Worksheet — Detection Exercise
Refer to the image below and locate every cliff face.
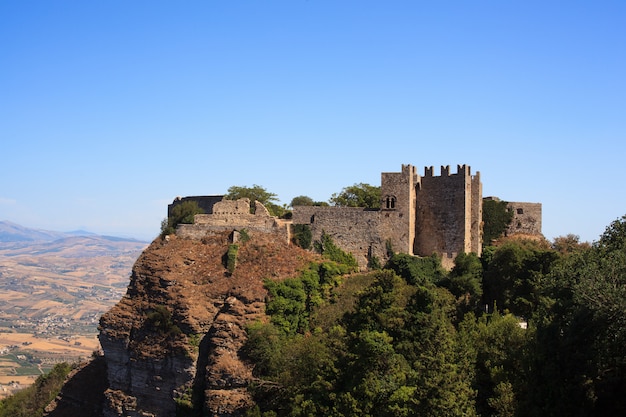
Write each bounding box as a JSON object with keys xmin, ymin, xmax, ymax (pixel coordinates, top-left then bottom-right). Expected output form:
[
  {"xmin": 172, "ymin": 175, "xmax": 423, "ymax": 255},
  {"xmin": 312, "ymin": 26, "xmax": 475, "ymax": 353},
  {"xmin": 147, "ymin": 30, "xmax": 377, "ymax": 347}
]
[{"xmin": 48, "ymin": 230, "xmax": 317, "ymax": 417}]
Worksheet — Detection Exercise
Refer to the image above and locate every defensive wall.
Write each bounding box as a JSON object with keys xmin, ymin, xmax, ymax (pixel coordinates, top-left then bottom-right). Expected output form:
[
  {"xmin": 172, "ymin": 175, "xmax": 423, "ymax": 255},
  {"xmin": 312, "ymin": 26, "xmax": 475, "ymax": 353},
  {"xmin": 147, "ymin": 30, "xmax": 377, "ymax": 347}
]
[
  {"xmin": 291, "ymin": 206, "xmax": 384, "ymax": 268},
  {"xmin": 415, "ymin": 164, "xmax": 482, "ymax": 264},
  {"xmin": 176, "ymin": 198, "xmax": 291, "ymax": 241},
  {"xmin": 483, "ymin": 197, "xmax": 543, "ymax": 239},
  {"xmin": 506, "ymin": 202, "xmax": 542, "ymax": 237},
  {"xmin": 170, "ymin": 164, "xmax": 541, "ymax": 271},
  {"xmin": 292, "ymin": 164, "xmax": 483, "ymax": 269}
]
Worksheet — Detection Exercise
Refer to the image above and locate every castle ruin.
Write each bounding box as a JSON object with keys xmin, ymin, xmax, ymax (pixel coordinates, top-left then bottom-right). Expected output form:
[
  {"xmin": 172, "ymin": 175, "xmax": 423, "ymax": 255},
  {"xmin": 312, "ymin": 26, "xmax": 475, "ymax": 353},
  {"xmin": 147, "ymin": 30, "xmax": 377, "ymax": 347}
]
[
  {"xmin": 169, "ymin": 163, "xmax": 541, "ymax": 270},
  {"xmin": 291, "ymin": 164, "xmax": 482, "ymax": 269}
]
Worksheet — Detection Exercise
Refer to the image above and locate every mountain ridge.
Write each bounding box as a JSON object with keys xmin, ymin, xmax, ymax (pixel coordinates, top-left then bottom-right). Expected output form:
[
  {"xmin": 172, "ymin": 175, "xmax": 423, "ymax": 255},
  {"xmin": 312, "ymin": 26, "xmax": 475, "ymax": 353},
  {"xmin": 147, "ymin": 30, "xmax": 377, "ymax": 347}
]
[{"xmin": 0, "ymin": 220, "xmax": 147, "ymax": 244}]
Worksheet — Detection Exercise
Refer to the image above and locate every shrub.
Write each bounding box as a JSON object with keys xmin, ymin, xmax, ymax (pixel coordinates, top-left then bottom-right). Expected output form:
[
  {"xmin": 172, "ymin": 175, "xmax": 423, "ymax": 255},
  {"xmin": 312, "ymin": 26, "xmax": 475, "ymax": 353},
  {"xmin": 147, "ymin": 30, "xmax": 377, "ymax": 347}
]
[
  {"xmin": 146, "ymin": 305, "xmax": 181, "ymax": 337},
  {"xmin": 161, "ymin": 201, "xmax": 204, "ymax": 236},
  {"xmin": 226, "ymin": 244, "xmax": 239, "ymax": 274},
  {"xmin": 292, "ymin": 224, "xmax": 312, "ymax": 249},
  {"xmin": 314, "ymin": 232, "xmax": 358, "ymax": 271}
]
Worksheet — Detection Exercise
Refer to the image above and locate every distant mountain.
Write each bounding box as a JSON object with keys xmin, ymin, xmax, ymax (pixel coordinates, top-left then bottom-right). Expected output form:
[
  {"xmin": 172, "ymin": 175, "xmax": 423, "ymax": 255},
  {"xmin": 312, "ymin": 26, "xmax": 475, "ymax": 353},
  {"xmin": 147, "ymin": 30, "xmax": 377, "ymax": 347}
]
[
  {"xmin": 0, "ymin": 220, "xmax": 69, "ymax": 242},
  {"xmin": 0, "ymin": 220, "xmax": 146, "ymax": 244}
]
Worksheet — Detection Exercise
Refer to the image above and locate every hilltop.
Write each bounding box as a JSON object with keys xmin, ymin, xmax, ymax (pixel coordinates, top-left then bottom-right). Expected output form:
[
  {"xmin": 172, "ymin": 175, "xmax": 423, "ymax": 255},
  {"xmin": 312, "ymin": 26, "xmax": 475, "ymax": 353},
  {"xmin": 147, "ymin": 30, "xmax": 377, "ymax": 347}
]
[{"xmin": 45, "ymin": 229, "xmax": 319, "ymax": 416}]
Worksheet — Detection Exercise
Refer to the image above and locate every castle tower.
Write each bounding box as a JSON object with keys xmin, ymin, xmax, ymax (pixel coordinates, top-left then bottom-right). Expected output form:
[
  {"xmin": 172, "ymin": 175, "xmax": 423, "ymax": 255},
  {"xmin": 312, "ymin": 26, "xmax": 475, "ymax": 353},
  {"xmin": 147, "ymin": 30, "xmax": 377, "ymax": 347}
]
[
  {"xmin": 415, "ymin": 165, "xmax": 482, "ymax": 268},
  {"xmin": 380, "ymin": 164, "xmax": 419, "ymax": 255}
]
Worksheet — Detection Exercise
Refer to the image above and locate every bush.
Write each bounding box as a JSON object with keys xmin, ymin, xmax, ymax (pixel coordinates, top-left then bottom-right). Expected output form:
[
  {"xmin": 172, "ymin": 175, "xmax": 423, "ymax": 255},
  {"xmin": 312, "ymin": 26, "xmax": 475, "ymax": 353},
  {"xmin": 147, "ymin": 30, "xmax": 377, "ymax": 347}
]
[
  {"xmin": 292, "ymin": 224, "xmax": 312, "ymax": 250},
  {"xmin": 314, "ymin": 232, "xmax": 358, "ymax": 271},
  {"xmin": 483, "ymin": 199, "xmax": 514, "ymax": 246},
  {"xmin": 226, "ymin": 244, "xmax": 239, "ymax": 274},
  {"xmin": 146, "ymin": 305, "xmax": 181, "ymax": 337},
  {"xmin": 161, "ymin": 201, "xmax": 204, "ymax": 236}
]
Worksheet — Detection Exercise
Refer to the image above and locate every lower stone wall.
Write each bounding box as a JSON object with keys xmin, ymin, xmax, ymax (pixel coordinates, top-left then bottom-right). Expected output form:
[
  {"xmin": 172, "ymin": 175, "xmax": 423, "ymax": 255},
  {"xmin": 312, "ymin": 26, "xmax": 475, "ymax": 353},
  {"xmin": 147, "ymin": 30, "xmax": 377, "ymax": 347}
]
[
  {"xmin": 292, "ymin": 206, "xmax": 385, "ymax": 269},
  {"xmin": 176, "ymin": 223, "xmax": 290, "ymax": 242}
]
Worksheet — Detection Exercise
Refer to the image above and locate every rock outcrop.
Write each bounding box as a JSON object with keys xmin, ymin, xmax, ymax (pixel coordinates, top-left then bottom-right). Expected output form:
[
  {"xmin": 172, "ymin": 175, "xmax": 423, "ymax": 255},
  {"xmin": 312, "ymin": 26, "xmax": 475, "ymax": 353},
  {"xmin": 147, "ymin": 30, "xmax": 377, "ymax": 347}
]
[{"xmin": 46, "ymin": 230, "xmax": 317, "ymax": 417}]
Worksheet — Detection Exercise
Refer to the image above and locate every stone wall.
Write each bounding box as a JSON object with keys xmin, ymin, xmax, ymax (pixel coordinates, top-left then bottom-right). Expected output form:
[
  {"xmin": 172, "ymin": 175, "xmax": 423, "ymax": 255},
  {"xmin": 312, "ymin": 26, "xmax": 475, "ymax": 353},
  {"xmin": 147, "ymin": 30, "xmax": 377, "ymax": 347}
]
[
  {"xmin": 380, "ymin": 164, "xmax": 417, "ymax": 255},
  {"xmin": 291, "ymin": 206, "xmax": 382, "ymax": 269},
  {"xmin": 293, "ymin": 164, "xmax": 484, "ymax": 270},
  {"xmin": 168, "ymin": 195, "xmax": 224, "ymax": 217},
  {"xmin": 506, "ymin": 202, "xmax": 542, "ymax": 237},
  {"xmin": 176, "ymin": 199, "xmax": 291, "ymax": 242},
  {"xmin": 169, "ymin": 163, "xmax": 542, "ymax": 272},
  {"xmin": 415, "ymin": 165, "xmax": 482, "ymax": 269}
]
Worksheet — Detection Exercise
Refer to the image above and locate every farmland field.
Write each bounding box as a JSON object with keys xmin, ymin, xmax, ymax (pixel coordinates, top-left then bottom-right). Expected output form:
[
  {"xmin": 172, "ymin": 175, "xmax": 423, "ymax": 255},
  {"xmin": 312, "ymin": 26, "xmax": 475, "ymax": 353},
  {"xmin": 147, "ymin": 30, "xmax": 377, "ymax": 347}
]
[{"xmin": 0, "ymin": 228, "xmax": 147, "ymax": 396}]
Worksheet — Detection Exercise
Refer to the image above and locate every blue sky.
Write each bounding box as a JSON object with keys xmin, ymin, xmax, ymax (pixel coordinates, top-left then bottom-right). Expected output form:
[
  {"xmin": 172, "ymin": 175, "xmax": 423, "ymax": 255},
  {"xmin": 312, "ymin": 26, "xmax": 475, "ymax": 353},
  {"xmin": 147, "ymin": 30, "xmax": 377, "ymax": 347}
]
[{"xmin": 1, "ymin": 1, "xmax": 624, "ymax": 243}]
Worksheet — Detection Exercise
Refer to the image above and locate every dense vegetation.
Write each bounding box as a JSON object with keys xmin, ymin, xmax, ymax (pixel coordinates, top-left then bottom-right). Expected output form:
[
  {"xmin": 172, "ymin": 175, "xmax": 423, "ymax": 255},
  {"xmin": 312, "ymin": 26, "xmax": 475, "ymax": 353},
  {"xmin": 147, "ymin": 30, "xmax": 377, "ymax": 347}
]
[
  {"xmin": 329, "ymin": 183, "xmax": 381, "ymax": 209},
  {"xmin": 245, "ymin": 215, "xmax": 626, "ymax": 417},
  {"xmin": 0, "ymin": 362, "xmax": 73, "ymax": 417},
  {"xmin": 482, "ymin": 198, "xmax": 514, "ymax": 246},
  {"xmin": 161, "ymin": 200, "xmax": 204, "ymax": 236}
]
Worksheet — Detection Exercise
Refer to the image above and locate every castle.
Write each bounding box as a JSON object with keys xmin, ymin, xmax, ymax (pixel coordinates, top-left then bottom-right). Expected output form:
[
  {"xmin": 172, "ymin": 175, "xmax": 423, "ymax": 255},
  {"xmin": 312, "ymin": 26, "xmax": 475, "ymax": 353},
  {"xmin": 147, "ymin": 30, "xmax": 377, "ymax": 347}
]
[{"xmin": 171, "ymin": 164, "xmax": 541, "ymax": 269}]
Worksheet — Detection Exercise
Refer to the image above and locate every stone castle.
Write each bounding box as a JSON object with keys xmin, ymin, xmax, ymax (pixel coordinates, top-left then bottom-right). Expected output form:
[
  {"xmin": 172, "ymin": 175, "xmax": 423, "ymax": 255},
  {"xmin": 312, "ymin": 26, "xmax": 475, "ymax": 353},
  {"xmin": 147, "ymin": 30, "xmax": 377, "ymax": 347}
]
[{"xmin": 171, "ymin": 164, "xmax": 541, "ymax": 269}]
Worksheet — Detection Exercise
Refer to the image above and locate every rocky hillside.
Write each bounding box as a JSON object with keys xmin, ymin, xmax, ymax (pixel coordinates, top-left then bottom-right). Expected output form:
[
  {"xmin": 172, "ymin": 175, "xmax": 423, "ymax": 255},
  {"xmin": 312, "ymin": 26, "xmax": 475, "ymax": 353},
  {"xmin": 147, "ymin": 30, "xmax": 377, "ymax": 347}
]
[{"xmin": 45, "ymin": 230, "xmax": 318, "ymax": 417}]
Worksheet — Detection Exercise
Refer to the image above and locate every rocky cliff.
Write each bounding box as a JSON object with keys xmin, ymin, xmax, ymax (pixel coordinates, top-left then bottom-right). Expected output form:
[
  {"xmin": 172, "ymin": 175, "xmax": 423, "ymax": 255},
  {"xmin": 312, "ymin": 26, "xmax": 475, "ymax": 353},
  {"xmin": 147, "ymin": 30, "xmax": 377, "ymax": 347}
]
[{"xmin": 45, "ymin": 230, "xmax": 317, "ymax": 417}]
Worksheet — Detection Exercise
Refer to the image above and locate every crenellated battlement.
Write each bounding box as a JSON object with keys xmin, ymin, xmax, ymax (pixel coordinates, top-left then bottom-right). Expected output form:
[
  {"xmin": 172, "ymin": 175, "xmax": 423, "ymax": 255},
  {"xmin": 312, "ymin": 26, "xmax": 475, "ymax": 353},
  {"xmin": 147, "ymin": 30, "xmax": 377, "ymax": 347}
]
[{"xmin": 423, "ymin": 164, "xmax": 474, "ymax": 178}]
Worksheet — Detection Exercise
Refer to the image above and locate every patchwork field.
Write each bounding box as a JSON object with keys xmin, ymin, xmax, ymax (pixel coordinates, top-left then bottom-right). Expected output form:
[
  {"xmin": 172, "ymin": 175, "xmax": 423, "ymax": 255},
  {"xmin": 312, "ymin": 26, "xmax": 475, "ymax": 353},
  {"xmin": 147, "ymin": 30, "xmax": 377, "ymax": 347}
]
[{"xmin": 0, "ymin": 231, "xmax": 147, "ymax": 396}]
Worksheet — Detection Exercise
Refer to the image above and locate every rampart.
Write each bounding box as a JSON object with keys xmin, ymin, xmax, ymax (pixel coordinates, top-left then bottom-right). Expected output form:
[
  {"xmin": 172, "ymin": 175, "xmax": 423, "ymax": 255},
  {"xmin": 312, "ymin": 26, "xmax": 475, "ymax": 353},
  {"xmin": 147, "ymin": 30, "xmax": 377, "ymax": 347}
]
[
  {"xmin": 291, "ymin": 207, "xmax": 383, "ymax": 268},
  {"xmin": 170, "ymin": 163, "xmax": 540, "ymax": 271},
  {"xmin": 293, "ymin": 164, "xmax": 483, "ymax": 270}
]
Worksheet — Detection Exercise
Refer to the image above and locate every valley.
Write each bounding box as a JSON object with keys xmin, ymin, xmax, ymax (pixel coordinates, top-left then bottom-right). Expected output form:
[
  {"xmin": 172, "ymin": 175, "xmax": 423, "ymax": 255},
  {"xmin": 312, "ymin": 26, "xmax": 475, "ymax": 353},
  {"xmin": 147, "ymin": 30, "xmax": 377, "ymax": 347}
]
[{"xmin": 0, "ymin": 223, "xmax": 147, "ymax": 397}]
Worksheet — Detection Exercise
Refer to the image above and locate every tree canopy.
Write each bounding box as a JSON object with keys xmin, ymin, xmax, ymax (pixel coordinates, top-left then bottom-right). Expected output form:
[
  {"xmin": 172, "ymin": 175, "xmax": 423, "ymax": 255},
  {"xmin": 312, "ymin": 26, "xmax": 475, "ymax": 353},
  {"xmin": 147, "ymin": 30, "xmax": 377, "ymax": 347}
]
[
  {"xmin": 225, "ymin": 184, "xmax": 286, "ymax": 217},
  {"xmin": 225, "ymin": 184, "xmax": 279, "ymax": 206},
  {"xmin": 289, "ymin": 195, "xmax": 329, "ymax": 207},
  {"xmin": 330, "ymin": 183, "xmax": 381, "ymax": 209},
  {"xmin": 482, "ymin": 198, "xmax": 514, "ymax": 246},
  {"xmin": 242, "ymin": 214, "xmax": 626, "ymax": 417}
]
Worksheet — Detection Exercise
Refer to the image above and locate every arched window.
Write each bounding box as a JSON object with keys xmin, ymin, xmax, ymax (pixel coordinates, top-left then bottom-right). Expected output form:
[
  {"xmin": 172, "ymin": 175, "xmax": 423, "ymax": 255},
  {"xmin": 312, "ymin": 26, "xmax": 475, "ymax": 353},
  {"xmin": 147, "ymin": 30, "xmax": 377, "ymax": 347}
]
[{"xmin": 385, "ymin": 196, "xmax": 396, "ymax": 210}]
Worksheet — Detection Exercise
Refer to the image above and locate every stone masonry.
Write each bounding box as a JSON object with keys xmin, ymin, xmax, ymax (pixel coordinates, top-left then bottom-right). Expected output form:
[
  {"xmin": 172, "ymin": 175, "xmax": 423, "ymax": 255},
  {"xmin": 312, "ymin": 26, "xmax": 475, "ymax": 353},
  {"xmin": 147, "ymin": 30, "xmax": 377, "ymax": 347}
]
[
  {"xmin": 292, "ymin": 164, "xmax": 482, "ymax": 269},
  {"xmin": 171, "ymin": 164, "xmax": 541, "ymax": 270}
]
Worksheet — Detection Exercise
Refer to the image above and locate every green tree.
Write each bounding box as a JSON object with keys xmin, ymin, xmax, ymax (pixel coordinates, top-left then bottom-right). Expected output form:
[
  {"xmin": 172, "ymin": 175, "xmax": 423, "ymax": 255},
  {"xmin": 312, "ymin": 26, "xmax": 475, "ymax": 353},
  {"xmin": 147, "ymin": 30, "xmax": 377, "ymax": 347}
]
[
  {"xmin": 0, "ymin": 362, "xmax": 73, "ymax": 417},
  {"xmin": 525, "ymin": 215, "xmax": 626, "ymax": 416},
  {"xmin": 161, "ymin": 200, "xmax": 204, "ymax": 236},
  {"xmin": 292, "ymin": 224, "xmax": 312, "ymax": 249},
  {"xmin": 225, "ymin": 184, "xmax": 286, "ymax": 216},
  {"xmin": 338, "ymin": 271, "xmax": 476, "ymax": 417},
  {"xmin": 290, "ymin": 195, "xmax": 329, "ymax": 207},
  {"xmin": 330, "ymin": 183, "xmax": 381, "ymax": 209},
  {"xmin": 470, "ymin": 311, "xmax": 528, "ymax": 417},
  {"xmin": 482, "ymin": 239, "xmax": 558, "ymax": 318},
  {"xmin": 444, "ymin": 252, "xmax": 483, "ymax": 314},
  {"xmin": 385, "ymin": 253, "xmax": 446, "ymax": 286},
  {"xmin": 482, "ymin": 198, "xmax": 514, "ymax": 246},
  {"xmin": 290, "ymin": 195, "xmax": 314, "ymax": 206},
  {"xmin": 225, "ymin": 184, "xmax": 279, "ymax": 205},
  {"xmin": 551, "ymin": 233, "xmax": 590, "ymax": 255}
]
